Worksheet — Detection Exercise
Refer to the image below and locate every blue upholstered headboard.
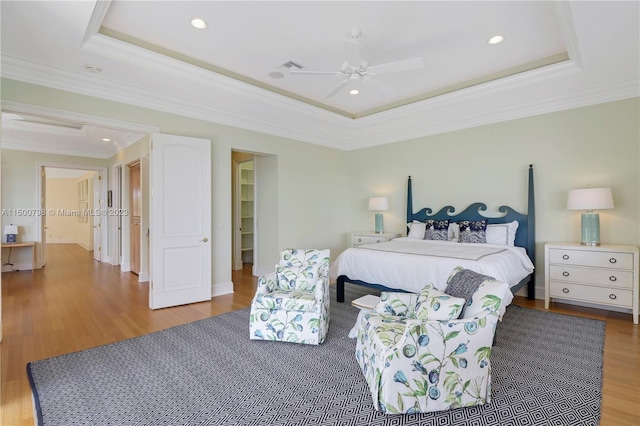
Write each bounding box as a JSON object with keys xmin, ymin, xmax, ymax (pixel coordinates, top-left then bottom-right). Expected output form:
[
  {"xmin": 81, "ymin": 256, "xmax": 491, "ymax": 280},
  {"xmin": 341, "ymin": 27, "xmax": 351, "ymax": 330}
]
[{"xmin": 406, "ymin": 165, "xmax": 536, "ymax": 297}]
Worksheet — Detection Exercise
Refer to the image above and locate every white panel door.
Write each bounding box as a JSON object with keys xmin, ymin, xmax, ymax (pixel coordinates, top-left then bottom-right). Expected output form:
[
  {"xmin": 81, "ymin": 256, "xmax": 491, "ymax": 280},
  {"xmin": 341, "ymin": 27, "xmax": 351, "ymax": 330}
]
[{"xmin": 150, "ymin": 133, "xmax": 211, "ymax": 309}]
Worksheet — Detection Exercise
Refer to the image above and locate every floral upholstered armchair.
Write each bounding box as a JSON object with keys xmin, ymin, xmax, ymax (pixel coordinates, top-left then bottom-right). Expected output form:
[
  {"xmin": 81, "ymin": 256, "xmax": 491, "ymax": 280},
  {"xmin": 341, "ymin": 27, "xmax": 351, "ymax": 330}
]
[
  {"xmin": 249, "ymin": 249, "xmax": 330, "ymax": 345},
  {"xmin": 355, "ymin": 268, "xmax": 509, "ymax": 414}
]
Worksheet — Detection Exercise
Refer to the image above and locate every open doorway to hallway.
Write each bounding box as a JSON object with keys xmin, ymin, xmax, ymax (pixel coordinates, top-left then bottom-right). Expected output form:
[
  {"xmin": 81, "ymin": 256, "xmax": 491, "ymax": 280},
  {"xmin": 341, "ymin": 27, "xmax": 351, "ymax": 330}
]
[{"xmin": 42, "ymin": 167, "xmax": 99, "ymax": 265}]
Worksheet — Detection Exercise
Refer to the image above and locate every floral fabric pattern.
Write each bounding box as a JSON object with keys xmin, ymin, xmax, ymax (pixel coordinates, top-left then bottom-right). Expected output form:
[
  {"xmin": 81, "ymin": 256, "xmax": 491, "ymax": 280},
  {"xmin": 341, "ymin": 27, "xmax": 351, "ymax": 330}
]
[
  {"xmin": 414, "ymin": 284, "xmax": 465, "ymax": 321},
  {"xmin": 355, "ymin": 283, "xmax": 503, "ymax": 414},
  {"xmin": 424, "ymin": 220, "xmax": 449, "ymax": 241},
  {"xmin": 458, "ymin": 220, "xmax": 487, "ymax": 244},
  {"xmin": 250, "ymin": 249, "xmax": 330, "ymax": 345}
]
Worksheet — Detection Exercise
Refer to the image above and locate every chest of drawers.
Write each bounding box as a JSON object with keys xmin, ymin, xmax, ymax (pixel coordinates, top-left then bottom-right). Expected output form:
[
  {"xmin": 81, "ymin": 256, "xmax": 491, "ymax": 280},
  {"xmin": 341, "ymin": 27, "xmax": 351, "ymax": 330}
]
[
  {"xmin": 544, "ymin": 242, "xmax": 638, "ymax": 324},
  {"xmin": 351, "ymin": 232, "xmax": 400, "ymax": 247}
]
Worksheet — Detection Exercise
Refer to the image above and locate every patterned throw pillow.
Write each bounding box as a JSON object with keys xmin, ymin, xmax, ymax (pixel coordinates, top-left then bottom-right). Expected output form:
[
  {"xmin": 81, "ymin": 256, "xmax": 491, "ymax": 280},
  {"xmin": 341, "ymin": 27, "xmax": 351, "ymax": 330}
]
[
  {"xmin": 275, "ymin": 263, "xmax": 320, "ymax": 291},
  {"xmin": 445, "ymin": 266, "xmax": 508, "ymax": 319},
  {"xmin": 414, "ymin": 283, "xmax": 465, "ymax": 321},
  {"xmin": 424, "ymin": 219, "xmax": 449, "ymax": 241},
  {"xmin": 458, "ymin": 220, "xmax": 487, "ymax": 243}
]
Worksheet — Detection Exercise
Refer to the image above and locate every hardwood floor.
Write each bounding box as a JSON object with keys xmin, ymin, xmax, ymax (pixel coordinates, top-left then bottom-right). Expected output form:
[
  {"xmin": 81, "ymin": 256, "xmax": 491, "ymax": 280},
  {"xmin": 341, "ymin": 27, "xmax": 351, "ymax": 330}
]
[{"xmin": 1, "ymin": 244, "xmax": 638, "ymax": 425}]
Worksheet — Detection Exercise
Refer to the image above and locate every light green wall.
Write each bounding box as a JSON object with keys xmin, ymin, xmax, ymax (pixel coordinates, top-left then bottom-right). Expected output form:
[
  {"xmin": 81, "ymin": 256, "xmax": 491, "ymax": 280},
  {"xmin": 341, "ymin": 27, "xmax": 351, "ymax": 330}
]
[
  {"xmin": 347, "ymin": 98, "xmax": 640, "ymax": 295},
  {"xmin": 0, "ymin": 150, "xmax": 107, "ymax": 267},
  {"xmin": 1, "ymin": 79, "xmax": 350, "ymax": 290},
  {"xmin": 2, "ymin": 78, "xmax": 638, "ymax": 300}
]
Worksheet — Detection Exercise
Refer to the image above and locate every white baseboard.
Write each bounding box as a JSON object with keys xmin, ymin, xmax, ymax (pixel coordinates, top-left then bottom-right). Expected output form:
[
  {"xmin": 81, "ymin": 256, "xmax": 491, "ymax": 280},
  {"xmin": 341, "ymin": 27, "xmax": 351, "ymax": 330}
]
[
  {"xmin": 46, "ymin": 239, "xmax": 75, "ymax": 244},
  {"xmin": 138, "ymin": 271, "xmax": 150, "ymax": 282},
  {"xmin": 77, "ymin": 242, "xmax": 91, "ymax": 251},
  {"xmin": 212, "ymin": 281, "xmax": 234, "ymax": 297},
  {"xmin": 120, "ymin": 262, "xmax": 131, "ymax": 272}
]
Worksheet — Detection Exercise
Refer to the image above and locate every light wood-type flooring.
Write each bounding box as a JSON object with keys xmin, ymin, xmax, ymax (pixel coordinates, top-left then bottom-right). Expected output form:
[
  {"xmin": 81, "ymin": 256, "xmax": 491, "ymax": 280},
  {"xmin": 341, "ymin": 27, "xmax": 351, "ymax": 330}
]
[{"xmin": 1, "ymin": 244, "xmax": 638, "ymax": 425}]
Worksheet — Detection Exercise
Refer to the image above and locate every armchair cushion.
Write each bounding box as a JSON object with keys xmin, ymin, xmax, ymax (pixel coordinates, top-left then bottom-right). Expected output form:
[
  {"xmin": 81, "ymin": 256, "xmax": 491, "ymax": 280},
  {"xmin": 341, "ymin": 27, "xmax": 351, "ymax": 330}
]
[
  {"xmin": 275, "ymin": 263, "xmax": 320, "ymax": 291},
  {"xmin": 373, "ymin": 292, "xmax": 419, "ymax": 317},
  {"xmin": 252, "ymin": 289, "xmax": 318, "ymax": 312},
  {"xmin": 414, "ymin": 284, "xmax": 465, "ymax": 321}
]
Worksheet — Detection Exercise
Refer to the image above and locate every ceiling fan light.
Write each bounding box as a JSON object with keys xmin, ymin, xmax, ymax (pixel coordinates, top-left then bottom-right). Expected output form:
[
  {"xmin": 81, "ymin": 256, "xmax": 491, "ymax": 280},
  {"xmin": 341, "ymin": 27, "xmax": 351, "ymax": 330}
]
[
  {"xmin": 488, "ymin": 35, "xmax": 505, "ymax": 45},
  {"xmin": 191, "ymin": 18, "xmax": 208, "ymax": 30},
  {"xmin": 350, "ymin": 89, "xmax": 360, "ymax": 95}
]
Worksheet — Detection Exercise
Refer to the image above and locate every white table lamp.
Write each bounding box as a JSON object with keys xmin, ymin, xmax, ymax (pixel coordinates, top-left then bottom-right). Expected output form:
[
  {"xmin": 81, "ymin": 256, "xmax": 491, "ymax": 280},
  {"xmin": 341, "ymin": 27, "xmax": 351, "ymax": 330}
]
[
  {"xmin": 368, "ymin": 197, "xmax": 389, "ymax": 234},
  {"xmin": 567, "ymin": 188, "xmax": 614, "ymax": 246},
  {"xmin": 4, "ymin": 224, "xmax": 18, "ymax": 243}
]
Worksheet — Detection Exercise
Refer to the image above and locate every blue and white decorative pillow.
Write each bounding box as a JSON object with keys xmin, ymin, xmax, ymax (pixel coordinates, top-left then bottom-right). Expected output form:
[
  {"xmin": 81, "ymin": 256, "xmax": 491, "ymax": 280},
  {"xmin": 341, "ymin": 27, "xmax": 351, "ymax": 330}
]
[
  {"xmin": 458, "ymin": 220, "xmax": 487, "ymax": 243},
  {"xmin": 414, "ymin": 283, "xmax": 465, "ymax": 320},
  {"xmin": 424, "ymin": 219, "xmax": 449, "ymax": 241}
]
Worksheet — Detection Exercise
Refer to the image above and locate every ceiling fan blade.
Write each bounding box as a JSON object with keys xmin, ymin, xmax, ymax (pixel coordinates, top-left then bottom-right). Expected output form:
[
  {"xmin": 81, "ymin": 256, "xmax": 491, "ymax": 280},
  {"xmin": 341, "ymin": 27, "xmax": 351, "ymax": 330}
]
[
  {"xmin": 289, "ymin": 70, "xmax": 343, "ymax": 76},
  {"xmin": 362, "ymin": 76, "xmax": 394, "ymax": 97},
  {"xmin": 367, "ymin": 57, "xmax": 424, "ymax": 76},
  {"xmin": 323, "ymin": 79, "xmax": 349, "ymax": 99}
]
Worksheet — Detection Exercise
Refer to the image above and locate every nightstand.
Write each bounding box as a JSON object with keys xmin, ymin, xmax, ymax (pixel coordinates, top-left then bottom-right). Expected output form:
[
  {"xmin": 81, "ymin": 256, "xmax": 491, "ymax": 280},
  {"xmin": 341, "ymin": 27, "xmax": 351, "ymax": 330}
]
[
  {"xmin": 544, "ymin": 242, "xmax": 639, "ymax": 324},
  {"xmin": 351, "ymin": 232, "xmax": 400, "ymax": 247}
]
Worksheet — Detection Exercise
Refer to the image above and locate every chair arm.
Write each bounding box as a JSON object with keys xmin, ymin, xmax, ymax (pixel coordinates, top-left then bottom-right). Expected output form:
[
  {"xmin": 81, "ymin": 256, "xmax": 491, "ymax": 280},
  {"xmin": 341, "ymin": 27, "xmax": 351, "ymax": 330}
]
[
  {"xmin": 390, "ymin": 312, "xmax": 499, "ymax": 364},
  {"xmin": 374, "ymin": 292, "xmax": 419, "ymax": 317},
  {"xmin": 256, "ymin": 272, "xmax": 277, "ymax": 295}
]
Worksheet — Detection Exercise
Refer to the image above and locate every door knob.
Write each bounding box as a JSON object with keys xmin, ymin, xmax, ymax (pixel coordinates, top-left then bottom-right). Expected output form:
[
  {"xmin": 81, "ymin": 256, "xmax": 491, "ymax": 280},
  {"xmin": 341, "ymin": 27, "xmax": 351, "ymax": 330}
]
[{"xmin": 202, "ymin": 237, "xmax": 208, "ymax": 242}]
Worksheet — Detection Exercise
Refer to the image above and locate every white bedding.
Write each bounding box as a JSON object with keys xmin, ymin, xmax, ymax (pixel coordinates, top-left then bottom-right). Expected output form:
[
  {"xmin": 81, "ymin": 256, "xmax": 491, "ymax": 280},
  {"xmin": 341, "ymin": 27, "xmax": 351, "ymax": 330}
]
[{"xmin": 331, "ymin": 237, "xmax": 535, "ymax": 308}]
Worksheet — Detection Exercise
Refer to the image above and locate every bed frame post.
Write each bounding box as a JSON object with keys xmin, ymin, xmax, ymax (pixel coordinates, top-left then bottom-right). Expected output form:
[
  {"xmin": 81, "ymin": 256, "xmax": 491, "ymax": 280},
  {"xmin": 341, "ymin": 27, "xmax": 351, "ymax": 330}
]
[
  {"xmin": 527, "ymin": 164, "xmax": 535, "ymax": 299},
  {"xmin": 407, "ymin": 176, "xmax": 413, "ymax": 224},
  {"xmin": 337, "ymin": 276, "xmax": 346, "ymax": 303}
]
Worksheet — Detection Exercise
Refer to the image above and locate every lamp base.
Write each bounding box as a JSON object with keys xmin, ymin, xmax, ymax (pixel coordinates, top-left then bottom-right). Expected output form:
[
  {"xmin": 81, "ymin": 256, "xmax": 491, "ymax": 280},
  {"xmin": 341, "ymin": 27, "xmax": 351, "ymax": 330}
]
[
  {"xmin": 374, "ymin": 212, "xmax": 384, "ymax": 234},
  {"xmin": 580, "ymin": 212, "xmax": 600, "ymax": 246},
  {"xmin": 6, "ymin": 234, "xmax": 16, "ymax": 243}
]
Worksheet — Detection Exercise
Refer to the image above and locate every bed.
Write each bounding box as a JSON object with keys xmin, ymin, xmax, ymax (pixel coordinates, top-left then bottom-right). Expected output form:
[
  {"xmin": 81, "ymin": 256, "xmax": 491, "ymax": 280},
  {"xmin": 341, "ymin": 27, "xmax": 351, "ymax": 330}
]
[{"xmin": 333, "ymin": 165, "xmax": 536, "ymax": 303}]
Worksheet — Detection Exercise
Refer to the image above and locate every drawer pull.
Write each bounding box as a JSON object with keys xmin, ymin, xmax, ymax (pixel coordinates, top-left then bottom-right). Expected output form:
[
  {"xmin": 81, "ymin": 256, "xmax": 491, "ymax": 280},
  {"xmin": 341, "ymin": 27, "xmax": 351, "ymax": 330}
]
[
  {"xmin": 358, "ymin": 238, "xmax": 362, "ymax": 243},
  {"xmin": 376, "ymin": 240, "xmax": 381, "ymax": 243},
  {"xmin": 609, "ymin": 258, "xmax": 617, "ymax": 264},
  {"xmin": 609, "ymin": 275, "xmax": 617, "ymax": 282},
  {"xmin": 562, "ymin": 271, "xmax": 570, "ymax": 277},
  {"xmin": 562, "ymin": 254, "xmax": 569, "ymax": 260},
  {"xmin": 562, "ymin": 288, "xmax": 569, "ymax": 294},
  {"xmin": 609, "ymin": 294, "xmax": 617, "ymax": 300}
]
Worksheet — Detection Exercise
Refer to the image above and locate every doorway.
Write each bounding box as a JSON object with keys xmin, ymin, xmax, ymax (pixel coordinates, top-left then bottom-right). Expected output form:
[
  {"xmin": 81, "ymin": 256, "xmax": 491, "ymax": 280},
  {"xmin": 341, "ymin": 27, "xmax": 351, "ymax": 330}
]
[
  {"xmin": 35, "ymin": 163, "xmax": 108, "ymax": 269},
  {"xmin": 232, "ymin": 152, "xmax": 255, "ymax": 272}
]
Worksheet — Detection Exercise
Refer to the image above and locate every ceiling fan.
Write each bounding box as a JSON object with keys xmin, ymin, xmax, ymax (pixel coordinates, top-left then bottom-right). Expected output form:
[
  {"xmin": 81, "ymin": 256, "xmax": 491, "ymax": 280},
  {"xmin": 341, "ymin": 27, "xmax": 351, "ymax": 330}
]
[{"xmin": 289, "ymin": 29, "xmax": 424, "ymax": 99}]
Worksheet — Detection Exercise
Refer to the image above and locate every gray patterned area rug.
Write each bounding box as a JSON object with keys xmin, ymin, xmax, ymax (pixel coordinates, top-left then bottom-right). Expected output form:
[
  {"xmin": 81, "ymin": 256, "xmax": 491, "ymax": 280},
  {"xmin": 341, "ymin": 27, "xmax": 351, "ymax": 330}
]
[{"xmin": 27, "ymin": 284, "xmax": 605, "ymax": 426}]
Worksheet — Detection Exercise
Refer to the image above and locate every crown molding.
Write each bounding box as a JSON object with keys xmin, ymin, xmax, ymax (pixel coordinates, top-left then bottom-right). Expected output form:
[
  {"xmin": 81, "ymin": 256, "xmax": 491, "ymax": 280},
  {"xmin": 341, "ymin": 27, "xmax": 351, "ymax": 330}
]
[
  {"xmin": 2, "ymin": 50, "xmax": 638, "ymax": 154},
  {"xmin": 1, "ymin": 139, "xmax": 110, "ymax": 159}
]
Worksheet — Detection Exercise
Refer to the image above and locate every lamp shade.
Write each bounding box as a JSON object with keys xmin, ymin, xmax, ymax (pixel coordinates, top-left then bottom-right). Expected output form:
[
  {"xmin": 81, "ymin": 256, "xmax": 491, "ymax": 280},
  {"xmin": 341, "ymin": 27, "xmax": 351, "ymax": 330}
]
[
  {"xmin": 3, "ymin": 225, "xmax": 18, "ymax": 235},
  {"xmin": 368, "ymin": 197, "xmax": 389, "ymax": 211},
  {"xmin": 567, "ymin": 188, "xmax": 614, "ymax": 210}
]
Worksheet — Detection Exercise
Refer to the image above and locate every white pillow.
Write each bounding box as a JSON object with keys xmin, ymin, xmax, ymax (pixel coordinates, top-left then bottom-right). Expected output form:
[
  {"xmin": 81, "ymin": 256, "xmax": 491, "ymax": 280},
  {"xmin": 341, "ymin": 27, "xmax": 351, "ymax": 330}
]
[
  {"xmin": 407, "ymin": 221, "xmax": 426, "ymax": 239},
  {"xmin": 447, "ymin": 222, "xmax": 460, "ymax": 242},
  {"xmin": 486, "ymin": 220, "xmax": 519, "ymax": 246}
]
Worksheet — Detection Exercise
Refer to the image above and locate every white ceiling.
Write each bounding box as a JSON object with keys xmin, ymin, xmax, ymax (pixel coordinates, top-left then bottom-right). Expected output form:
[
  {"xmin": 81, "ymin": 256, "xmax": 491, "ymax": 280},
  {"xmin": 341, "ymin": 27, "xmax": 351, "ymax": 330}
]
[{"xmin": 0, "ymin": 1, "xmax": 638, "ymax": 156}]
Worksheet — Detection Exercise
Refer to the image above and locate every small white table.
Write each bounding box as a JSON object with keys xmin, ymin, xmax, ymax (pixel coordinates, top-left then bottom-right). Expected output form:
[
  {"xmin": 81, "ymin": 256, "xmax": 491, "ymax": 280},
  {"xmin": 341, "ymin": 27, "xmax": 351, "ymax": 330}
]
[
  {"xmin": 349, "ymin": 295, "xmax": 381, "ymax": 338},
  {"xmin": 351, "ymin": 294, "xmax": 381, "ymax": 310}
]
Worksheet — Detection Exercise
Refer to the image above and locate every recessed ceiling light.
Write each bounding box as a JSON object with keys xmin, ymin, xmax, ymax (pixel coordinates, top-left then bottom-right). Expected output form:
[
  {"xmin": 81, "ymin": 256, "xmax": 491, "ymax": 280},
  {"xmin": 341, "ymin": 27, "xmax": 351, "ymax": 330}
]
[
  {"xmin": 268, "ymin": 71, "xmax": 285, "ymax": 79},
  {"xmin": 102, "ymin": 138, "xmax": 111, "ymax": 142},
  {"xmin": 350, "ymin": 89, "xmax": 360, "ymax": 95},
  {"xmin": 191, "ymin": 18, "xmax": 208, "ymax": 30},
  {"xmin": 487, "ymin": 35, "xmax": 505, "ymax": 45},
  {"xmin": 85, "ymin": 64, "xmax": 102, "ymax": 73}
]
